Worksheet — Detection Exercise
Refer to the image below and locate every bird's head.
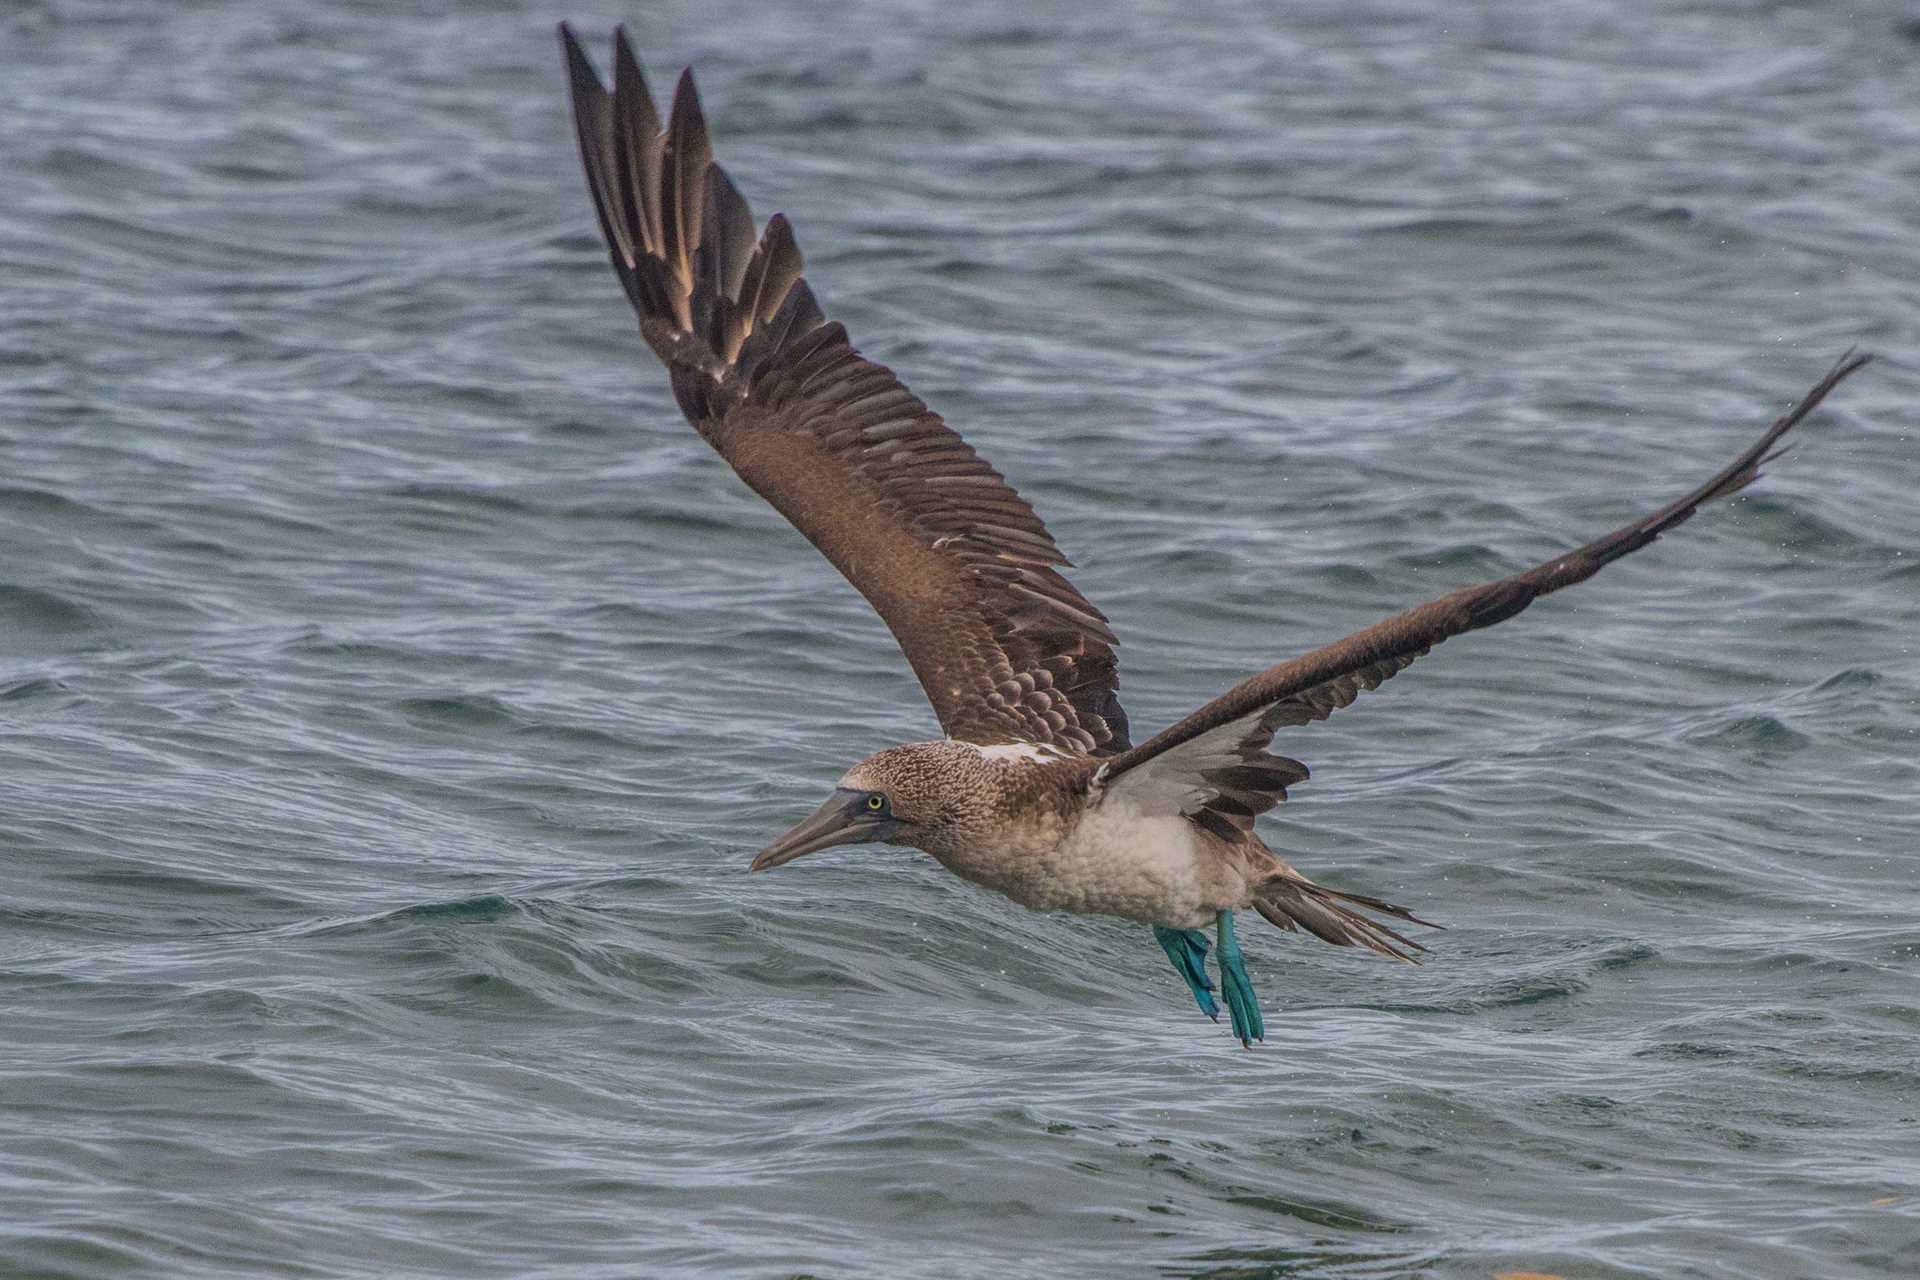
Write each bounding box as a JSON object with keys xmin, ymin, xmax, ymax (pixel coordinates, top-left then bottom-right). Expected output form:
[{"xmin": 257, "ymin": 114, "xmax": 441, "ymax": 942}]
[{"xmin": 748, "ymin": 740, "xmax": 981, "ymax": 871}]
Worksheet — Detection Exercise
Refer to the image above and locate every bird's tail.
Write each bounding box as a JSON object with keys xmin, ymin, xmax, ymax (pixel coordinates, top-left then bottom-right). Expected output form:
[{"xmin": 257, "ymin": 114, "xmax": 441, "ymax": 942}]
[{"xmin": 1252, "ymin": 873, "xmax": 1440, "ymax": 964}]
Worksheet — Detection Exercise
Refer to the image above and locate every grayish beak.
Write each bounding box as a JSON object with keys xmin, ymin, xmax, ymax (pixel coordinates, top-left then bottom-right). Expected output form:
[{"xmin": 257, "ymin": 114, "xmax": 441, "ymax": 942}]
[{"xmin": 750, "ymin": 788, "xmax": 901, "ymax": 872}]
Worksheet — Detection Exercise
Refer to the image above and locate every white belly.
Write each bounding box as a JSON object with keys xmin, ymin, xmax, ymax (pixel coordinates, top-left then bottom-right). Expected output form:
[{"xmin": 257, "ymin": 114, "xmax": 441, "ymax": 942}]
[{"xmin": 933, "ymin": 803, "xmax": 1234, "ymax": 928}]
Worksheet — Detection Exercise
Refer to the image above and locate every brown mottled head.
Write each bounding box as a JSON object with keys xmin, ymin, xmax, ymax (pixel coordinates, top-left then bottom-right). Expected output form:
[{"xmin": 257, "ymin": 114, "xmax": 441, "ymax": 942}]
[{"xmin": 748, "ymin": 741, "xmax": 992, "ymax": 871}]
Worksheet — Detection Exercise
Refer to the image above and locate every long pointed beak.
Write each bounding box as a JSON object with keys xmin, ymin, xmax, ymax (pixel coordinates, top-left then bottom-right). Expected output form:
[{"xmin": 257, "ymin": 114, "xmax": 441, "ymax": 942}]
[{"xmin": 750, "ymin": 789, "xmax": 899, "ymax": 872}]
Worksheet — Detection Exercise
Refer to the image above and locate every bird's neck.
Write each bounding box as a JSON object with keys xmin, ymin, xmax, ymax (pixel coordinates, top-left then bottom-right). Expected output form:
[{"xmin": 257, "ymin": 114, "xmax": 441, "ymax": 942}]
[{"xmin": 908, "ymin": 753, "xmax": 1096, "ymax": 861}]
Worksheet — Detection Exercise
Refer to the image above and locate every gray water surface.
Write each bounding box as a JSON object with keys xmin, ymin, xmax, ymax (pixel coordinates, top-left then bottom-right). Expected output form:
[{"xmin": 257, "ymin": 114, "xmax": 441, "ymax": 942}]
[{"xmin": 3, "ymin": 1, "xmax": 1918, "ymax": 1277}]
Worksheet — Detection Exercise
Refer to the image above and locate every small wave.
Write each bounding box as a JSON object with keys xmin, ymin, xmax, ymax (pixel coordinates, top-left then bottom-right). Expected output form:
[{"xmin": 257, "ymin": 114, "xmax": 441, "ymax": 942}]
[
  {"xmin": 394, "ymin": 694, "xmax": 518, "ymax": 730},
  {"xmin": 0, "ymin": 675, "xmax": 70, "ymax": 703},
  {"xmin": 0, "ymin": 485, "xmax": 94, "ymax": 516},
  {"xmin": 378, "ymin": 894, "xmax": 520, "ymax": 924},
  {"xmin": 0, "ymin": 583, "xmax": 102, "ymax": 641},
  {"xmin": 386, "ymin": 481, "xmax": 533, "ymax": 513},
  {"xmin": 1681, "ymin": 713, "xmax": 1812, "ymax": 754}
]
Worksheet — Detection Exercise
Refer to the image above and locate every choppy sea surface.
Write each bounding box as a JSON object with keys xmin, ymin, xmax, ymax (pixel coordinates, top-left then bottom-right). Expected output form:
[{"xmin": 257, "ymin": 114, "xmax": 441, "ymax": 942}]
[{"xmin": 3, "ymin": 1, "xmax": 1918, "ymax": 1276}]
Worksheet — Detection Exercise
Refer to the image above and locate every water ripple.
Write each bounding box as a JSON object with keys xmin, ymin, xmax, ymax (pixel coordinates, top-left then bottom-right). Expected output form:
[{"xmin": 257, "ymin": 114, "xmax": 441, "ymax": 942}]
[{"xmin": 2, "ymin": 1, "xmax": 1917, "ymax": 1278}]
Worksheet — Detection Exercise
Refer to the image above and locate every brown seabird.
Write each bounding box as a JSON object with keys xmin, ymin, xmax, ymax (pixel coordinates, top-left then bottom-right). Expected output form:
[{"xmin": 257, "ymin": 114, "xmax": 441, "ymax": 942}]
[{"xmin": 556, "ymin": 24, "xmax": 1868, "ymax": 1046}]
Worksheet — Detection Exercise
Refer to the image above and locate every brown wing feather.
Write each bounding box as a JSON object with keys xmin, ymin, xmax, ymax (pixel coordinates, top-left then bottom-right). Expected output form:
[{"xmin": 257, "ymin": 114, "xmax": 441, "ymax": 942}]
[
  {"xmin": 560, "ymin": 25, "xmax": 1129, "ymax": 754},
  {"xmin": 1105, "ymin": 350, "xmax": 1870, "ymax": 817}
]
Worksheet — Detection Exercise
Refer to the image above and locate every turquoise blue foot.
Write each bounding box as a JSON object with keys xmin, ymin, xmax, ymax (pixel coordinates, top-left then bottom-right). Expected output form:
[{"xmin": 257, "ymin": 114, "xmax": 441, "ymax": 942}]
[
  {"xmin": 1152, "ymin": 924, "xmax": 1219, "ymax": 1022},
  {"xmin": 1216, "ymin": 909, "xmax": 1265, "ymax": 1047}
]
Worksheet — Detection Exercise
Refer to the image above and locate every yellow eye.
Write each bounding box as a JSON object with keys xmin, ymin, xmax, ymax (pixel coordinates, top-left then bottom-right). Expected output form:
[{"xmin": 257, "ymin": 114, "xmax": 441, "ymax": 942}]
[{"xmin": 866, "ymin": 793, "xmax": 886, "ymax": 811}]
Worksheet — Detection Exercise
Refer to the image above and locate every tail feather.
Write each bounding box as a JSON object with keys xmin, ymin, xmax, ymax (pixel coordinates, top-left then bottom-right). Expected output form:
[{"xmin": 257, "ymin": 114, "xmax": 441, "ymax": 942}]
[{"xmin": 1253, "ymin": 874, "xmax": 1440, "ymax": 964}]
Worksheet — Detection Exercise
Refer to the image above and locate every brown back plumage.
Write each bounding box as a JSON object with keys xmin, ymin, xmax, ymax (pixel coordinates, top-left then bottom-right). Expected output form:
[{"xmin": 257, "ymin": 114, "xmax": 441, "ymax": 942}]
[
  {"xmin": 1103, "ymin": 350, "xmax": 1870, "ymax": 826},
  {"xmin": 560, "ymin": 25, "xmax": 1129, "ymax": 755}
]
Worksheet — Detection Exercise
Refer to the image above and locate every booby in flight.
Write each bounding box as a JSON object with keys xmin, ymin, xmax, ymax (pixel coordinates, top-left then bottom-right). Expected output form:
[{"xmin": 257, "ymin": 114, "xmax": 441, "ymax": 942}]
[{"xmin": 556, "ymin": 24, "xmax": 1868, "ymax": 1046}]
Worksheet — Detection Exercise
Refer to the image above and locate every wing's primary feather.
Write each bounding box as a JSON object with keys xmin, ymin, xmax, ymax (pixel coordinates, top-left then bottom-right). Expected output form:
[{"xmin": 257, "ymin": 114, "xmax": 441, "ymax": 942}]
[
  {"xmin": 560, "ymin": 25, "xmax": 1129, "ymax": 754},
  {"xmin": 1102, "ymin": 350, "xmax": 1870, "ymax": 828}
]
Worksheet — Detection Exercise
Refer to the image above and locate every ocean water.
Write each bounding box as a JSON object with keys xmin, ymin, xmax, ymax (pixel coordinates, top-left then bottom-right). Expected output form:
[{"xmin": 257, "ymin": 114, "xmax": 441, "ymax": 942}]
[{"xmin": 2, "ymin": 1, "xmax": 1917, "ymax": 1276}]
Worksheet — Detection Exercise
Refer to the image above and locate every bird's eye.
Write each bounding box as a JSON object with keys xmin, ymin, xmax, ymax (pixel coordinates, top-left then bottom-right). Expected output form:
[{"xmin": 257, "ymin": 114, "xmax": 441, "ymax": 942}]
[{"xmin": 865, "ymin": 793, "xmax": 886, "ymax": 812}]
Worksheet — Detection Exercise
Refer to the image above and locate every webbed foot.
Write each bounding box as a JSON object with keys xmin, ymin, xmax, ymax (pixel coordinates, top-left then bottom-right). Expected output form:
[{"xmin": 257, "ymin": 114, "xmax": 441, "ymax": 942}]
[
  {"xmin": 1216, "ymin": 909, "xmax": 1265, "ymax": 1047},
  {"xmin": 1152, "ymin": 924, "xmax": 1219, "ymax": 1021}
]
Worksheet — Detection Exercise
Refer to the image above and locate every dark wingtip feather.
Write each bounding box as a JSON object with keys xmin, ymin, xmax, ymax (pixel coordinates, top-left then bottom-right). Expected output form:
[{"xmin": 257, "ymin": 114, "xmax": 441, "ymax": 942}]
[
  {"xmin": 670, "ymin": 67, "xmax": 706, "ymax": 139},
  {"xmin": 611, "ymin": 27, "xmax": 656, "ymax": 116},
  {"xmin": 557, "ymin": 22, "xmax": 602, "ymax": 99},
  {"xmin": 612, "ymin": 25, "xmax": 657, "ymax": 115},
  {"xmin": 558, "ymin": 22, "xmax": 605, "ymax": 100},
  {"xmin": 559, "ymin": 21, "xmax": 644, "ymax": 289},
  {"xmin": 1526, "ymin": 347, "xmax": 1872, "ymax": 595}
]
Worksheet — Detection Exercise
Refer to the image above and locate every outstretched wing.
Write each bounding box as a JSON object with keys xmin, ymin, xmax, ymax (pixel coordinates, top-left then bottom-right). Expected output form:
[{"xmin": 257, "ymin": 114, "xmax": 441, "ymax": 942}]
[
  {"xmin": 559, "ymin": 25, "xmax": 1129, "ymax": 755},
  {"xmin": 1101, "ymin": 352, "xmax": 1869, "ymax": 835}
]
